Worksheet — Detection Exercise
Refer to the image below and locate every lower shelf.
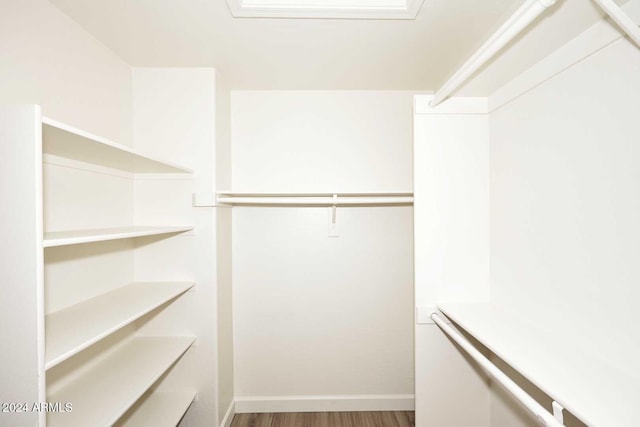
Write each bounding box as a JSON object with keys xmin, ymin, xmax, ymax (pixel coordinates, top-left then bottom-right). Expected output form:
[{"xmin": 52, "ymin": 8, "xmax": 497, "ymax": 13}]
[
  {"xmin": 46, "ymin": 282, "xmax": 194, "ymax": 370},
  {"xmin": 115, "ymin": 390, "xmax": 196, "ymax": 427},
  {"xmin": 47, "ymin": 336, "xmax": 194, "ymax": 427}
]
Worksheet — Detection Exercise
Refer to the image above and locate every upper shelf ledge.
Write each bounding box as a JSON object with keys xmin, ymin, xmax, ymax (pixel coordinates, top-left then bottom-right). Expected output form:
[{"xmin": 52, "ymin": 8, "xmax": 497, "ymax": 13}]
[{"xmin": 42, "ymin": 117, "xmax": 193, "ymax": 174}]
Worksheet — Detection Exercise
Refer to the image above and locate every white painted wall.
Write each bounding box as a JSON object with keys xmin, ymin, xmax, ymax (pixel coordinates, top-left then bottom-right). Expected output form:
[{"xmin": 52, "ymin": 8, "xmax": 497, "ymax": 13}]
[
  {"xmin": 413, "ymin": 99, "xmax": 490, "ymax": 307},
  {"xmin": 488, "ymin": 3, "xmax": 640, "ymax": 425},
  {"xmin": 215, "ymin": 73, "xmax": 235, "ymax": 426},
  {"xmin": 491, "ymin": 32, "xmax": 640, "ymax": 374},
  {"xmin": 231, "ymin": 91, "xmax": 413, "ymax": 192},
  {"xmin": 413, "ymin": 96, "xmax": 491, "ymax": 427},
  {"xmin": 231, "ymin": 91, "xmax": 414, "ymax": 410},
  {"xmin": 0, "ymin": 0, "xmax": 132, "ymax": 145},
  {"xmin": 132, "ymin": 68, "xmax": 218, "ymax": 426},
  {"xmin": 0, "ymin": 106, "xmax": 44, "ymax": 427}
]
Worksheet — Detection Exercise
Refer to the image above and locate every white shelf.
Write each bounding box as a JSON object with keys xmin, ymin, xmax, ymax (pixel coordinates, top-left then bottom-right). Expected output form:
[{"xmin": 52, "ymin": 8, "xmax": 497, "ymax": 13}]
[
  {"xmin": 47, "ymin": 336, "xmax": 194, "ymax": 427},
  {"xmin": 216, "ymin": 191, "xmax": 414, "ymax": 206},
  {"xmin": 46, "ymin": 282, "xmax": 194, "ymax": 370},
  {"xmin": 116, "ymin": 390, "xmax": 196, "ymax": 427},
  {"xmin": 43, "ymin": 226, "xmax": 193, "ymax": 247},
  {"xmin": 42, "ymin": 117, "xmax": 192, "ymax": 174},
  {"xmin": 438, "ymin": 302, "xmax": 640, "ymax": 427}
]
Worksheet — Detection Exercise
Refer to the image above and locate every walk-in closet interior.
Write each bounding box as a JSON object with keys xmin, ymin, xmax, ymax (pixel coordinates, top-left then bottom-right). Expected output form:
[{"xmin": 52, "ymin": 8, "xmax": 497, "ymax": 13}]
[{"xmin": 1, "ymin": 0, "xmax": 639, "ymax": 426}]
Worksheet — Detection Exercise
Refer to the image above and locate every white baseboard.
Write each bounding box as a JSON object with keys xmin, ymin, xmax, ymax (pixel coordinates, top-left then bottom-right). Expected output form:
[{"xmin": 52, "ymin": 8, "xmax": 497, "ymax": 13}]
[
  {"xmin": 234, "ymin": 394, "xmax": 415, "ymax": 413},
  {"xmin": 220, "ymin": 400, "xmax": 235, "ymax": 427}
]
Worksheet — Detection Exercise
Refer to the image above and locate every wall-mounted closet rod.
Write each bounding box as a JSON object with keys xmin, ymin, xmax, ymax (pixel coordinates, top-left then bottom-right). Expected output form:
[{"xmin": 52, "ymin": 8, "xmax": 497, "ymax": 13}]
[
  {"xmin": 593, "ymin": 0, "xmax": 640, "ymax": 48},
  {"xmin": 430, "ymin": 0, "xmax": 557, "ymax": 108},
  {"xmin": 217, "ymin": 194, "xmax": 413, "ymax": 206},
  {"xmin": 431, "ymin": 313, "xmax": 565, "ymax": 427}
]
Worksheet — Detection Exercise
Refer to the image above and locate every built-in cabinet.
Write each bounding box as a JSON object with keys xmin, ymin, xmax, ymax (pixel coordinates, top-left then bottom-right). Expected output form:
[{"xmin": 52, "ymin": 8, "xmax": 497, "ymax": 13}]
[{"xmin": 0, "ymin": 105, "xmax": 198, "ymax": 427}]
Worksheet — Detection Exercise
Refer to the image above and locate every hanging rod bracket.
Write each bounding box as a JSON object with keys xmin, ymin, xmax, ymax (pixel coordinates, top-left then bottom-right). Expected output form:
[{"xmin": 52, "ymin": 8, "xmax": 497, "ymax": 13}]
[
  {"xmin": 552, "ymin": 401, "xmax": 564, "ymax": 424},
  {"xmin": 328, "ymin": 196, "xmax": 339, "ymax": 237}
]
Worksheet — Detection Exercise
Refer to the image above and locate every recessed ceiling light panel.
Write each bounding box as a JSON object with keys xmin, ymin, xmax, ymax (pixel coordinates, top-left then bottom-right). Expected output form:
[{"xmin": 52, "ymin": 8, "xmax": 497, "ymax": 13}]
[{"xmin": 226, "ymin": 0, "xmax": 426, "ymax": 19}]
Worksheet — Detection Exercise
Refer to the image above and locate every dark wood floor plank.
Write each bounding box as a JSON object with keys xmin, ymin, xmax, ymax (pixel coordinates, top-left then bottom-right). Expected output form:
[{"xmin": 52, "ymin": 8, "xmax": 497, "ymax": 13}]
[{"xmin": 230, "ymin": 411, "xmax": 415, "ymax": 427}]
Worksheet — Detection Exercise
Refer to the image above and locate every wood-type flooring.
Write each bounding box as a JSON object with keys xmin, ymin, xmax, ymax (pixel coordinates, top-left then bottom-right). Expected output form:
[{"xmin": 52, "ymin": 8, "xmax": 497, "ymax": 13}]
[{"xmin": 230, "ymin": 411, "xmax": 415, "ymax": 427}]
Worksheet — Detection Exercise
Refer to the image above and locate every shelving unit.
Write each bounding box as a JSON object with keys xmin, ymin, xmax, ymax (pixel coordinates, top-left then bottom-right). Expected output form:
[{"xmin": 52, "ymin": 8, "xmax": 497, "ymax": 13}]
[
  {"xmin": 116, "ymin": 390, "xmax": 197, "ymax": 427},
  {"xmin": 438, "ymin": 302, "xmax": 640, "ymax": 427},
  {"xmin": 46, "ymin": 282, "xmax": 194, "ymax": 369},
  {"xmin": 43, "ymin": 226, "xmax": 193, "ymax": 248},
  {"xmin": 38, "ymin": 113, "xmax": 197, "ymax": 427},
  {"xmin": 0, "ymin": 108, "xmax": 203, "ymax": 427},
  {"xmin": 47, "ymin": 336, "xmax": 195, "ymax": 427}
]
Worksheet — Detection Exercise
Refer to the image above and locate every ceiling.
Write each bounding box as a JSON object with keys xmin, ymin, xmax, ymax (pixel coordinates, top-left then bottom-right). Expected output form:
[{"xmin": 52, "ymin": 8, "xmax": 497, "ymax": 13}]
[{"xmin": 48, "ymin": 0, "xmax": 612, "ymax": 92}]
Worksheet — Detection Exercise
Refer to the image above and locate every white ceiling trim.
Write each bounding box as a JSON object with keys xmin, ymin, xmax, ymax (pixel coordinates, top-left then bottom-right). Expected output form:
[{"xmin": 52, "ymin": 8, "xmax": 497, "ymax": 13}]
[{"xmin": 225, "ymin": 0, "xmax": 426, "ymax": 19}]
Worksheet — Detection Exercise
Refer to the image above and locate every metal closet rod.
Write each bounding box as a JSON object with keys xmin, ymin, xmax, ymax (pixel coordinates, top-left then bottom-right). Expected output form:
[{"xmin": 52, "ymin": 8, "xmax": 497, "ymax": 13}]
[
  {"xmin": 431, "ymin": 313, "xmax": 565, "ymax": 427},
  {"xmin": 593, "ymin": 0, "xmax": 640, "ymax": 47},
  {"xmin": 216, "ymin": 193, "xmax": 414, "ymax": 206},
  {"xmin": 430, "ymin": 0, "xmax": 558, "ymax": 108}
]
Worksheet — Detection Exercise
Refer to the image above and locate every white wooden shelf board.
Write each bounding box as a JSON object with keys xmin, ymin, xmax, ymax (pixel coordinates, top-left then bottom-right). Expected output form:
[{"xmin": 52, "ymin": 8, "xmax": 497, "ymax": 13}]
[
  {"xmin": 43, "ymin": 226, "xmax": 193, "ymax": 247},
  {"xmin": 42, "ymin": 117, "xmax": 192, "ymax": 174},
  {"xmin": 47, "ymin": 336, "xmax": 194, "ymax": 427},
  {"xmin": 438, "ymin": 302, "xmax": 640, "ymax": 427},
  {"xmin": 46, "ymin": 282, "xmax": 194, "ymax": 370},
  {"xmin": 116, "ymin": 390, "xmax": 196, "ymax": 427}
]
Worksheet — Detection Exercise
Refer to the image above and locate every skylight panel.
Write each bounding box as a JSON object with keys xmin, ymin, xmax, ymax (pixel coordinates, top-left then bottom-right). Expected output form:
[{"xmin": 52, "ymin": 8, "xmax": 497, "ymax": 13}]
[{"xmin": 226, "ymin": 0, "xmax": 425, "ymax": 19}]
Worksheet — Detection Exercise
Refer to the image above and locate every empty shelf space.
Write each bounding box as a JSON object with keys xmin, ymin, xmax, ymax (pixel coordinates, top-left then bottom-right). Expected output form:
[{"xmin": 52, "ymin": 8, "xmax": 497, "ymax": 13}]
[
  {"xmin": 47, "ymin": 336, "xmax": 194, "ymax": 427},
  {"xmin": 437, "ymin": 302, "xmax": 640, "ymax": 427},
  {"xmin": 42, "ymin": 117, "xmax": 192, "ymax": 174},
  {"xmin": 43, "ymin": 225, "xmax": 193, "ymax": 247},
  {"xmin": 46, "ymin": 282, "xmax": 194, "ymax": 370},
  {"xmin": 115, "ymin": 390, "xmax": 196, "ymax": 427}
]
